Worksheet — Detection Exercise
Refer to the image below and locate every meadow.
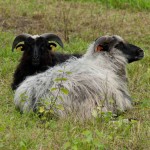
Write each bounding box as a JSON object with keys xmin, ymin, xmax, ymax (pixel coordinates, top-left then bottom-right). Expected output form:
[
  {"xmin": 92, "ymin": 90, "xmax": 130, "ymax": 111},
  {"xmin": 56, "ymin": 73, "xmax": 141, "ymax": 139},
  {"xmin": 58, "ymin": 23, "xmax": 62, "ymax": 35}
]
[{"xmin": 0, "ymin": 0, "xmax": 150, "ymax": 149}]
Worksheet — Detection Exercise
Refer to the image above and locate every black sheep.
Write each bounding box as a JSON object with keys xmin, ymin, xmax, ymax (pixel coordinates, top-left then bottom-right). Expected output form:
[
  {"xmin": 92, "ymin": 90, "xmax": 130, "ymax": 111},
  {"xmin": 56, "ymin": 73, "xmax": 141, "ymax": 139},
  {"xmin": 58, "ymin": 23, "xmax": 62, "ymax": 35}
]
[{"xmin": 11, "ymin": 33, "xmax": 81, "ymax": 90}]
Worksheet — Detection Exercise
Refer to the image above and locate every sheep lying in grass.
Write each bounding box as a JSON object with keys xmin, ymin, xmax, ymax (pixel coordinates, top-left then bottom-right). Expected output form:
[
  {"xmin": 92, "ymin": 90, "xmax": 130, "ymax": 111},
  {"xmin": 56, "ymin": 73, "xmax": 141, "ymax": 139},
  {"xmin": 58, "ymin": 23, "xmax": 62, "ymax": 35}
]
[
  {"xmin": 11, "ymin": 33, "xmax": 81, "ymax": 90},
  {"xmin": 14, "ymin": 35, "xmax": 144, "ymax": 119}
]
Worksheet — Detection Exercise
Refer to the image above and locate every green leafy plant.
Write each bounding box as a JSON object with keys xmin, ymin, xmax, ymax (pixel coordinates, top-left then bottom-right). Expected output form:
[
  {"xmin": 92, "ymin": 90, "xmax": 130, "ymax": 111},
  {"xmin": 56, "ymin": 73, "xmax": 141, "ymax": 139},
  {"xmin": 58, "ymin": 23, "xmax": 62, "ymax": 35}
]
[{"xmin": 37, "ymin": 68, "xmax": 71, "ymax": 137}]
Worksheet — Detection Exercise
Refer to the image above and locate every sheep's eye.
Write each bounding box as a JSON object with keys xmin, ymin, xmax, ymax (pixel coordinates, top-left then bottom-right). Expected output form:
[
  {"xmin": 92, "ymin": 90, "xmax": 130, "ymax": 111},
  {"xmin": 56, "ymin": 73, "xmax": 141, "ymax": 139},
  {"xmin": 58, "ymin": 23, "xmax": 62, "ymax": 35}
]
[
  {"xmin": 40, "ymin": 44, "xmax": 45, "ymax": 50},
  {"xmin": 28, "ymin": 45, "xmax": 33, "ymax": 51}
]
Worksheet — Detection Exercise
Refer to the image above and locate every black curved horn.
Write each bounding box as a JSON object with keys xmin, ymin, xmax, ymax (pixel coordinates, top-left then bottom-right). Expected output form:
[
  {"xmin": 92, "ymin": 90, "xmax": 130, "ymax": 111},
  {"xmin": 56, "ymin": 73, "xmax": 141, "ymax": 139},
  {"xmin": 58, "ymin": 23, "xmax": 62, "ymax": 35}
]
[
  {"xmin": 41, "ymin": 33, "xmax": 64, "ymax": 48},
  {"xmin": 12, "ymin": 33, "xmax": 32, "ymax": 51}
]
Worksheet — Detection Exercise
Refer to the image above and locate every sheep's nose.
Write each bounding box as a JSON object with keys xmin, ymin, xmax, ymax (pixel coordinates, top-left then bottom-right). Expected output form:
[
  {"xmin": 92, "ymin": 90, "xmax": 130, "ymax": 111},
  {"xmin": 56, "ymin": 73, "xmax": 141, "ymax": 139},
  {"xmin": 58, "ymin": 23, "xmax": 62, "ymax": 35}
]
[
  {"xmin": 33, "ymin": 49, "xmax": 39, "ymax": 59},
  {"xmin": 135, "ymin": 49, "xmax": 144, "ymax": 61},
  {"xmin": 138, "ymin": 49, "xmax": 143, "ymax": 53},
  {"xmin": 32, "ymin": 48, "xmax": 40, "ymax": 66},
  {"xmin": 138, "ymin": 49, "xmax": 144, "ymax": 57},
  {"xmin": 32, "ymin": 58, "xmax": 40, "ymax": 66}
]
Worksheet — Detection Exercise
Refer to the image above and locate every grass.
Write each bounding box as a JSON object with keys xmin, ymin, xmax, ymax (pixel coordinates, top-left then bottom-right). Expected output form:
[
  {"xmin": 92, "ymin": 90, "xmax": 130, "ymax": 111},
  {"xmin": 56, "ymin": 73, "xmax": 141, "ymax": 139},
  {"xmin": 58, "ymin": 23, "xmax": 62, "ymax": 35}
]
[
  {"xmin": 0, "ymin": 0, "xmax": 150, "ymax": 149},
  {"xmin": 66, "ymin": 0, "xmax": 150, "ymax": 11}
]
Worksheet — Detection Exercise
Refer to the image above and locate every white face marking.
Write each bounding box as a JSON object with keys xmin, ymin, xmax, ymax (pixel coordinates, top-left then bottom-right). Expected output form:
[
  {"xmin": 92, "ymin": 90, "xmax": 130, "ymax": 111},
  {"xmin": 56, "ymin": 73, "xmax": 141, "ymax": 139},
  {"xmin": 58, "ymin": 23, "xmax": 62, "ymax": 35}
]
[{"xmin": 32, "ymin": 35, "xmax": 40, "ymax": 39}]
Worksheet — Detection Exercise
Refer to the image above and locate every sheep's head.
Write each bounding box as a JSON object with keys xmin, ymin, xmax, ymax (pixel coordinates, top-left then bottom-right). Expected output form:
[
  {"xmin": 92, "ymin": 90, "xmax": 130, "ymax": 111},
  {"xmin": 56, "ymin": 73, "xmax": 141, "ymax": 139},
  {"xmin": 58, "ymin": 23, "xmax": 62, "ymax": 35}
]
[
  {"xmin": 94, "ymin": 35, "xmax": 144, "ymax": 63},
  {"xmin": 12, "ymin": 33, "xmax": 64, "ymax": 66}
]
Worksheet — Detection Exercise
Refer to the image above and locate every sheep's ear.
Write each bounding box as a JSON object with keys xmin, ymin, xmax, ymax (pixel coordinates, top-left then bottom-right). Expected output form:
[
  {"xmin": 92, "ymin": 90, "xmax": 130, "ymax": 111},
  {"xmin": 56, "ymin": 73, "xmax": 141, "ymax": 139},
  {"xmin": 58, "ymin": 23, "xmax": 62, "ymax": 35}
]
[
  {"xmin": 15, "ymin": 43, "xmax": 25, "ymax": 51},
  {"xmin": 95, "ymin": 43, "xmax": 110, "ymax": 52},
  {"xmin": 94, "ymin": 36, "xmax": 119, "ymax": 52},
  {"xmin": 94, "ymin": 36, "xmax": 110, "ymax": 52},
  {"xmin": 49, "ymin": 42, "xmax": 57, "ymax": 51},
  {"xmin": 95, "ymin": 45, "xmax": 104, "ymax": 52}
]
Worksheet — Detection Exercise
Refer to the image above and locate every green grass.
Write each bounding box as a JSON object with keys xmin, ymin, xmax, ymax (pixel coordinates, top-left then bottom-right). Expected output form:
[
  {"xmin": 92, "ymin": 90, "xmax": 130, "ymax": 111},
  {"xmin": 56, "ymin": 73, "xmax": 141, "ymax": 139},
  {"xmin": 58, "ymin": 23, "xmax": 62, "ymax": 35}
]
[
  {"xmin": 66, "ymin": 0, "xmax": 150, "ymax": 11},
  {"xmin": 0, "ymin": 0, "xmax": 150, "ymax": 149},
  {"xmin": 101, "ymin": 0, "xmax": 150, "ymax": 10}
]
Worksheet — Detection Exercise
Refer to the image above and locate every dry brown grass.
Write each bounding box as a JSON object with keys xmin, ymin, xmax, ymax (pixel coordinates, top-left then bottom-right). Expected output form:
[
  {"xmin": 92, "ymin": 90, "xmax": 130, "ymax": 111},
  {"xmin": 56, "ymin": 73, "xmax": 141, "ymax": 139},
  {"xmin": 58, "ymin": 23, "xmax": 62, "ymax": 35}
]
[{"xmin": 0, "ymin": 0, "xmax": 149, "ymax": 44}]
